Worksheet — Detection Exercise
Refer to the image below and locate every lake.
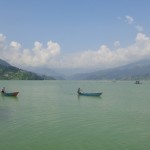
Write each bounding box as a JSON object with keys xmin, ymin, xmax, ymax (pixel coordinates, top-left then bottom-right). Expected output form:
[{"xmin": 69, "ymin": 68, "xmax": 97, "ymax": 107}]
[{"xmin": 0, "ymin": 80, "xmax": 150, "ymax": 150}]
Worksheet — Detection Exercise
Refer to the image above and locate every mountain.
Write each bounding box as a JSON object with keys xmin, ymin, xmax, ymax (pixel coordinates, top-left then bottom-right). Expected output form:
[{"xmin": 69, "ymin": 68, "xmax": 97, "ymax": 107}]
[
  {"xmin": 0, "ymin": 59, "xmax": 55, "ymax": 80},
  {"xmin": 24, "ymin": 67, "xmax": 65, "ymax": 80},
  {"xmin": 0, "ymin": 59, "xmax": 10, "ymax": 67},
  {"xmin": 2, "ymin": 58, "xmax": 150, "ymax": 80},
  {"xmin": 69, "ymin": 59, "xmax": 150, "ymax": 80}
]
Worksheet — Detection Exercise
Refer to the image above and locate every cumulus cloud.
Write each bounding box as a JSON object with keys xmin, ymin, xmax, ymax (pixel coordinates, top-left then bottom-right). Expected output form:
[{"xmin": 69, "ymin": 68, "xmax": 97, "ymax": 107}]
[
  {"xmin": 0, "ymin": 36, "xmax": 60, "ymax": 68},
  {"xmin": 1, "ymin": 33, "xmax": 150, "ymax": 70},
  {"xmin": 61, "ymin": 33, "xmax": 150, "ymax": 69},
  {"xmin": 136, "ymin": 33, "xmax": 149, "ymax": 42},
  {"xmin": 0, "ymin": 33, "xmax": 6, "ymax": 42}
]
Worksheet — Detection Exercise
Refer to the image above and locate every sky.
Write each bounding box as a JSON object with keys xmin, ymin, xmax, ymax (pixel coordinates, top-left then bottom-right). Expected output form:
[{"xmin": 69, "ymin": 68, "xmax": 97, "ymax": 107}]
[{"xmin": 0, "ymin": 0, "xmax": 150, "ymax": 72}]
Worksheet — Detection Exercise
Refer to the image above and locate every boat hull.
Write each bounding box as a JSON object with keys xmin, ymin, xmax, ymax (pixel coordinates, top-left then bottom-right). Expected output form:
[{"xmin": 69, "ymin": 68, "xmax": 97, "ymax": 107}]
[
  {"xmin": 78, "ymin": 92, "xmax": 102, "ymax": 96},
  {"xmin": 2, "ymin": 92, "xmax": 19, "ymax": 97}
]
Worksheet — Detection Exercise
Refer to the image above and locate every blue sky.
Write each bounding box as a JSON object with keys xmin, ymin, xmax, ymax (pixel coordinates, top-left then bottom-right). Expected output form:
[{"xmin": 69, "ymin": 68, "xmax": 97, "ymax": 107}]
[{"xmin": 0, "ymin": 0, "xmax": 150, "ymax": 71}]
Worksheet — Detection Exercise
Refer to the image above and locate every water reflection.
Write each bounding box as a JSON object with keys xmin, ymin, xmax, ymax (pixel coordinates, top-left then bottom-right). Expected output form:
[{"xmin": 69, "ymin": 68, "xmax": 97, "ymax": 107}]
[
  {"xmin": 0, "ymin": 94, "xmax": 19, "ymax": 121},
  {"xmin": 1, "ymin": 94, "xmax": 19, "ymax": 101},
  {"xmin": 77, "ymin": 94, "xmax": 102, "ymax": 101}
]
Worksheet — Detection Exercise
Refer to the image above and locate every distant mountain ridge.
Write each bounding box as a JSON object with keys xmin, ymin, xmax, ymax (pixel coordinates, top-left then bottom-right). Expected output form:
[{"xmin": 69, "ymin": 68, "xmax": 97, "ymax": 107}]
[
  {"xmin": 1, "ymin": 58, "xmax": 150, "ymax": 80},
  {"xmin": 69, "ymin": 59, "xmax": 150, "ymax": 80},
  {"xmin": 0, "ymin": 59, "xmax": 10, "ymax": 67},
  {"xmin": 25, "ymin": 67, "xmax": 65, "ymax": 80},
  {"xmin": 0, "ymin": 59, "xmax": 55, "ymax": 80}
]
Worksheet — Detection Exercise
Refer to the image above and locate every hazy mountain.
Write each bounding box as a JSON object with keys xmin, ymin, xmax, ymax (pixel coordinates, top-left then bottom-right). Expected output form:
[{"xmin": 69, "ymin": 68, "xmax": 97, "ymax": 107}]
[
  {"xmin": 0, "ymin": 59, "xmax": 55, "ymax": 80},
  {"xmin": 69, "ymin": 59, "xmax": 150, "ymax": 80},
  {"xmin": 0, "ymin": 59, "xmax": 10, "ymax": 67},
  {"xmin": 2, "ymin": 58, "xmax": 150, "ymax": 80},
  {"xmin": 25, "ymin": 66, "xmax": 99, "ymax": 80},
  {"xmin": 24, "ymin": 67, "xmax": 65, "ymax": 80}
]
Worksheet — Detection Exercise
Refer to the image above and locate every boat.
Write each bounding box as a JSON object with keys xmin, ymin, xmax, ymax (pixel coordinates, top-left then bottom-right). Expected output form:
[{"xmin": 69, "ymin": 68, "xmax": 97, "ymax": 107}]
[
  {"xmin": 1, "ymin": 92, "xmax": 19, "ymax": 97},
  {"xmin": 134, "ymin": 80, "xmax": 142, "ymax": 84},
  {"xmin": 77, "ymin": 88, "xmax": 102, "ymax": 96},
  {"xmin": 78, "ymin": 92, "xmax": 102, "ymax": 96}
]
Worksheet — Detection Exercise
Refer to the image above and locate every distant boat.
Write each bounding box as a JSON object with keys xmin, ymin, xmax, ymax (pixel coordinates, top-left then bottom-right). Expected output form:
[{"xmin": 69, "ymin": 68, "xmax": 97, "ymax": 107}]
[
  {"xmin": 134, "ymin": 80, "xmax": 142, "ymax": 84},
  {"xmin": 1, "ymin": 92, "xmax": 19, "ymax": 97},
  {"xmin": 78, "ymin": 92, "xmax": 102, "ymax": 96}
]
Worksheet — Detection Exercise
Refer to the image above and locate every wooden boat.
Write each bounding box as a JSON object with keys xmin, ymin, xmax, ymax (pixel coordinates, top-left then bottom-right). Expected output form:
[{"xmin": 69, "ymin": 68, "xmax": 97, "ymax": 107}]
[
  {"xmin": 1, "ymin": 92, "xmax": 19, "ymax": 97},
  {"xmin": 78, "ymin": 92, "xmax": 102, "ymax": 96}
]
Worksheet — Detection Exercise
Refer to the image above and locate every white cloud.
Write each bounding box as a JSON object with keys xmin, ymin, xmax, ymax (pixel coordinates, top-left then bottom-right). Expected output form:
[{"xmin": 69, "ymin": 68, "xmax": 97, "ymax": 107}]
[
  {"xmin": 136, "ymin": 33, "xmax": 149, "ymax": 42},
  {"xmin": 124, "ymin": 16, "xmax": 144, "ymax": 33},
  {"xmin": 125, "ymin": 15, "xmax": 134, "ymax": 24},
  {"xmin": 0, "ymin": 33, "xmax": 6, "ymax": 42},
  {"xmin": 60, "ymin": 33, "xmax": 150, "ymax": 69},
  {"xmin": 114, "ymin": 41, "xmax": 120, "ymax": 47},
  {"xmin": 0, "ymin": 35, "xmax": 60, "ymax": 68},
  {"xmin": 1, "ymin": 33, "xmax": 150, "ymax": 71},
  {"xmin": 10, "ymin": 41, "xmax": 21, "ymax": 50}
]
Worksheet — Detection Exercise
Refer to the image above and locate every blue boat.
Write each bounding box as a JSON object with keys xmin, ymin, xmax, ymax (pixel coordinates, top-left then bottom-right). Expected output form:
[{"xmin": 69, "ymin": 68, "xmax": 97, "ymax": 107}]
[
  {"xmin": 77, "ymin": 88, "xmax": 102, "ymax": 96},
  {"xmin": 78, "ymin": 92, "xmax": 102, "ymax": 96}
]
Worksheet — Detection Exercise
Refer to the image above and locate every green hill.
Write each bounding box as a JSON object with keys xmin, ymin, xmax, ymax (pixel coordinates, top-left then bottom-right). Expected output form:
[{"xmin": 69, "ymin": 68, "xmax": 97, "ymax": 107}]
[{"xmin": 0, "ymin": 59, "xmax": 55, "ymax": 80}]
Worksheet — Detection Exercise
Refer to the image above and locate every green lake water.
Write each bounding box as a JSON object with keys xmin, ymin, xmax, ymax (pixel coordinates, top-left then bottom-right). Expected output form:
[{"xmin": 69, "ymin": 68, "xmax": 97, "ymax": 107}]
[{"xmin": 0, "ymin": 80, "xmax": 150, "ymax": 150}]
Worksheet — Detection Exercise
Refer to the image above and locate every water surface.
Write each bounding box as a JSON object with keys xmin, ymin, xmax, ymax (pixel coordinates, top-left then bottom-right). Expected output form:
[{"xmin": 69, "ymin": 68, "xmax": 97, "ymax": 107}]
[{"xmin": 0, "ymin": 80, "xmax": 150, "ymax": 150}]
